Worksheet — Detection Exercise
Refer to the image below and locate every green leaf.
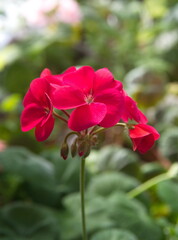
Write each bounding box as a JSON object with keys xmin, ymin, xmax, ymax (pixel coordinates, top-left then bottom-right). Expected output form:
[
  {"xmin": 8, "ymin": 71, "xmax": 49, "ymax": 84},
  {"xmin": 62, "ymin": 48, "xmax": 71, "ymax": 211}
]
[
  {"xmin": 60, "ymin": 193, "xmax": 113, "ymax": 240},
  {"xmin": 157, "ymin": 180, "xmax": 178, "ymax": 213},
  {"xmin": 61, "ymin": 192, "xmax": 162, "ymax": 240},
  {"xmin": 88, "ymin": 172, "xmax": 139, "ymax": 197},
  {"xmin": 141, "ymin": 163, "xmax": 165, "ymax": 180},
  {"xmin": 159, "ymin": 127, "xmax": 178, "ymax": 162},
  {"xmin": 0, "ymin": 147, "xmax": 55, "ymax": 187},
  {"xmin": 98, "ymin": 146, "xmax": 138, "ymax": 171},
  {"xmin": 91, "ymin": 229, "xmax": 138, "ymax": 240},
  {"xmin": 42, "ymin": 149, "xmax": 82, "ymax": 192},
  {"xmin": 88, "ymin": 146, "xmax": 139, "ymax": 175},
  {"xmin": 0, "ymin": 202, "xmax": 60, "ymax": 239},
  {"xmin": 106, "ymin": 194, "xmax": 163, "ymax": 240}
]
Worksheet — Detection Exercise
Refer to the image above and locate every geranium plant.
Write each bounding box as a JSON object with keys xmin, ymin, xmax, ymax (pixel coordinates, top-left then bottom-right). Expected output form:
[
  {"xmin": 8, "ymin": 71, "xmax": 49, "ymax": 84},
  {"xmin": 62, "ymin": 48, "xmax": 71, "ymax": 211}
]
[{"xmin": 21, "ymin": 66, "xmax": 160, "ymax": 240}]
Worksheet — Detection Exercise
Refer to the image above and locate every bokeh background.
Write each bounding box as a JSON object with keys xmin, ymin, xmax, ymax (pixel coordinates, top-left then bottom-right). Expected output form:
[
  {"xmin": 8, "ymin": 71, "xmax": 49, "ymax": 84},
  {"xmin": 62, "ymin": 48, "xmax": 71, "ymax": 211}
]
[{"xmin": 0, "ymin": 0, "xmax": 178, "ymax": 239}]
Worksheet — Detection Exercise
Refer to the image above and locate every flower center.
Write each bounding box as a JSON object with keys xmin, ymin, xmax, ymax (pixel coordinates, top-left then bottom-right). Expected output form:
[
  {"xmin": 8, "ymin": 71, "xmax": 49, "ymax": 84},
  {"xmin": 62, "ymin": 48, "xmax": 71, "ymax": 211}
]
[{"xmin": 85, "ymin": 94, "xmax": 94, "ymax": 104}]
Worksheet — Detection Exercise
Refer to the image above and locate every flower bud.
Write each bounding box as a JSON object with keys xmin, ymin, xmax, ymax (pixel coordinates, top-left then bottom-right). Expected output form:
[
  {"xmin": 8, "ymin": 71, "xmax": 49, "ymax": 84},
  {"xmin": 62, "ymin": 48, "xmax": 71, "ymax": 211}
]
[
  {"xmin": 60, "ymin": 141, "xmax": 69, "ymax": 160},
  {"xmin": 91, "ymin": 135, "xmax": 98, "ymax": 145},
  {"xmin": 78, "ymin": 140, "xmax": 91, "ymax": 158},
  {"xmin": 71, "ymin": 139, "xmax": 77, "ymax": 158}
]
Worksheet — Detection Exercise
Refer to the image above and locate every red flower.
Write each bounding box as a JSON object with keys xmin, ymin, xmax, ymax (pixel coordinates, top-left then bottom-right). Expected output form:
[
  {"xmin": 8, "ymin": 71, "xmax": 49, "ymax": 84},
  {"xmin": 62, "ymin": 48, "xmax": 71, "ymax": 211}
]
[
  {"xmin": 21, "ymin": 67, "xmax": 77, "ymax": 141},
  {"xmin": 52, "ymin": 66, "xmax": 125, "ymax": 131},
  {"xmin": 121, "ymin": 92, "xmax": 147, "ymax": 124},
  {"xmin": 21, "ymin": 69, "xmax": 56, "ymax": 141},
  {"xmin": 129, "ymin": 124, "xmax": 160, "ymax": 154}
]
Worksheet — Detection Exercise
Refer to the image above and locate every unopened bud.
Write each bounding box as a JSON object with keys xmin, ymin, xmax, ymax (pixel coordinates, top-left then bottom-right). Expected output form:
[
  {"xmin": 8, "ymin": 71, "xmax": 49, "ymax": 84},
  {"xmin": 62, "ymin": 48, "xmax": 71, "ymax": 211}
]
[
  {"xmin": 71, "ymin": 139, "xmax": 77, "ymax": 158},
  {"xmin": 60, "ymin": 141, "xmax": 69, "ymax": 160},
  {"xmin": 91, "ymin": 135, "xmax": 98, "ymax": 145},
  {"xmin": 78, "ymin": 140, "xmax": 91, "ymax": 158}
]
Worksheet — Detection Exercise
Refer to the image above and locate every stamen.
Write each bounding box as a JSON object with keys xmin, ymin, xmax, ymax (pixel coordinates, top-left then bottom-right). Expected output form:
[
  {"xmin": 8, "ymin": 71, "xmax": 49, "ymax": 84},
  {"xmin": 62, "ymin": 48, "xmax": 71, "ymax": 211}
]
[{"xmin": 85, "ymin": 94, "xmax": 94, "ymax": 104}]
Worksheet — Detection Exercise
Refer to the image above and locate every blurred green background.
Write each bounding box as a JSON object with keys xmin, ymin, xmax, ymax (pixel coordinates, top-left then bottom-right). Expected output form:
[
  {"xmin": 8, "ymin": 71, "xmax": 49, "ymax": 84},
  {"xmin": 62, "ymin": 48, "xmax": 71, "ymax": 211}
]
[{"xmin": 0, "ymin": 0, "xmax": 178, "ymax": 239}]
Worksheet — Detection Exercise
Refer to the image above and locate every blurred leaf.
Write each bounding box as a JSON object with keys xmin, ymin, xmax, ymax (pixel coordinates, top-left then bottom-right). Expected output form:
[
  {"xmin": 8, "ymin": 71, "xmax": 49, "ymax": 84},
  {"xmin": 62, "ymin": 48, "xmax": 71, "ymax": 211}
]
[
  {"xmin": 168, "ymin": 83, "xmax": 178, "ymax": 95},
  {"xmin": 0, "ymin": 147, "xmax": 55, "ymax": 187},
  {"xmin": 0, "ymin": 175, "xmax": 22, "ymax": 203},
  {"xmin": 106, "ymin": 194, "xmax": 163, "ymax": 240},
  {"xmin": 88, "ymin": 146, "xmax": 139, "ymax": 173},
  {"xmin": 87, "ymin": 172, "xmax": 139, "ymax": 197},
  {"xmin": 0, "ymin": 45, "xmax": 21, "ymax": 71},
  {"xmin": 26, "ymin": 149, "xmax": 85, "ymax": 207},
  {"xmin": 157, "ymin": 180, "xmax": 178, "ymax": 213},
  {"xmin": 141, "ymin": 163, "xmax": 165, "ymax": 180},
  {"xmin": 60, "ymin": 193, "xmax": 113, "ymax": 240},
  {"xmin": 0, "ymin": 94, "xmax": 21, "ymax": 112},
  {"xmin": 159, "ymin": 127, "xmax": 178, "ymax": 162},
  {"xmin": 145, "ymin": 0, "xmax": 167, "ymax": 18},
  {"xmin": 155, "ymin": 31, "xmax": 178, "ymax": 53},
  {"xmin": 91, "ymin": 229, "xmax": 138, "ymax": 240},
  {"xmin": 2, "ymin": 60, "xmax": 36, "ymax": 94},
  {"xmin": 42, "ymin": 149, "xmax": 81, "ymax": 192},
  {"xmin": 0, "ymin": 202, "xmax": 60, "ymax": 240},
  {"xmin": 61, "ymin": 191, "xmax": 162, "ymax": 240},
  {"xmin": 124, "ymin": 67, "xmax": 166, "ymax": 108}
]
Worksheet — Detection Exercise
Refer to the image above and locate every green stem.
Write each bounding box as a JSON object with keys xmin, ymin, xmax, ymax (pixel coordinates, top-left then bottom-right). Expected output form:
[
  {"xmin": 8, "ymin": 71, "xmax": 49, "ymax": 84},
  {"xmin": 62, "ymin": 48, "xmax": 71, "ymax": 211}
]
[
  {"xmin": 62, "ymin": 110, "xmax": 70, "ymax": 118},
  {"xmin": 127, "ymin": 173, "xmax": 171, "ymax": 199},
  {"xmin": 64, "ymin": 131, "xmax": 80, "ymax": 143},
  {"xmin": 53, "ymin": 111, "xmax": 68, "ymax": 123},
  {"xmin": 91, "ymin": 123, "xmax": 126, "ymax": 135},
  {"xmin": 80, "ymin": 157, "xmax": 88, "ymax": 240}
]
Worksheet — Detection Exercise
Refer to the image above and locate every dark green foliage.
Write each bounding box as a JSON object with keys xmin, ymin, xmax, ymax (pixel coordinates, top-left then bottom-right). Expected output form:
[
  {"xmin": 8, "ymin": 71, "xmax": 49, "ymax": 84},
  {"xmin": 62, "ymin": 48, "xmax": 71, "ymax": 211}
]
[
  {"xmin": 87, "ymin": 172, "xmax": 139, "ymax": 197},
  {"xmin": 91, "ymin": 146, "xmax": 139, "ymax": 174},
  {"xmin": 0, "ymin": 147, "xmax": 81, "ymax": 206},
  {"xmin": 157, "ymin": 180, "xmax": 178, "ymax": 213},
  {"xmin": 91, "ymin": 229, "xmax": 138, "ymax": 240},
  {"xmin": 159, "ymin": 128, "xmax": 178, "ymax": 162},
  {"xmin": 0, "ymin": 147, "xmax": 55, "ymax": 187},
  {"xmin": 0, "ymin": 202, "xmax": 60, "ymax": 240},
  {"xmin": 59, "ymin": 192, "xmax": 162, "ymax": 240}
]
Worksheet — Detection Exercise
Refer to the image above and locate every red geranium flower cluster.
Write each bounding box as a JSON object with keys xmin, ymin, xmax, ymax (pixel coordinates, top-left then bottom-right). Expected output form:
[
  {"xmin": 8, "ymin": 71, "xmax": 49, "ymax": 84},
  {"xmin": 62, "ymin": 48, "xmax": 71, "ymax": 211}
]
[{"xmin": 21, "ymin": 66, "xmax": 160, "ymax": 155}]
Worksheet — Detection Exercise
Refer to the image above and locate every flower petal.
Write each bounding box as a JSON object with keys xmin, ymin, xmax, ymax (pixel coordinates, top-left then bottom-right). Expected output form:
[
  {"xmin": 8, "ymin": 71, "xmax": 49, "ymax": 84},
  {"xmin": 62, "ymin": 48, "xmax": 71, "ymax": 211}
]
[
  {"xmin": 129, "ymin": 125, "xmax": 150, "ymax": 138},
  {"xmin": 21, "ymin": 103, "xmax": 45, "ymax": 131},
  {"xmin": 40, "ymin": 94, "xmax": 53, "ymax": 126},
  {"xmin": 63, "ymin": 66, "xmax": 77, "ymax": 74},
  {"xmin": 52, "ymin": 86, "xmax": 85, "ymax": 109},
  {"xmin": 35, "ymin": 115, "xmax": 54, "ymax": 141},
  {"xmin": 68, "ymin": 102, "xmax": 107, "ymax": 131},
  {"xmin": 136, "ymin": 124, "xmax": 160, "ymax": 140},
  {"xmin": 129, "ymin": 124, "xmax": 160, "ymax": 154},
  {"xmin": 121, "ymin": 96, "xmax": 148, "ymax": 124},
  {"xmin": 137, "ymin": 109, "xmax": 148, "ymax": 124},
  {"xmin": 63, "ymin": 66, "xmax": 95, "ymax": 94},
  {"xmin": 40, "ymin": 68, "xmax": 63, "ymax": 86},
  {"xmin": 95, "ymin": 89, "xmax": 125, "ymax": 127},
  {"xmin": 133, "ymin": 134, "xmax": 155, "ymax": 154},
  {"xmin": 114, "ymin": 80, "xmax": 123, "ymax": 90},
  {"xmin": 40, "ymin": 68, "xmax": 52, "ymax": 78},
  {"xmin": 54, "ymin": 67, "xmax": 77, "ymax": 82},
  {"xmin": 30, "ymin": 78, "xmax": 49, "ymax": 103},
  {"xmin": 23, "ymin": 89, "xmax": 37, "ymax": 107},
  {"xmin": 93, "ymin": 68, "xmax": 114, "ymax": 92}
]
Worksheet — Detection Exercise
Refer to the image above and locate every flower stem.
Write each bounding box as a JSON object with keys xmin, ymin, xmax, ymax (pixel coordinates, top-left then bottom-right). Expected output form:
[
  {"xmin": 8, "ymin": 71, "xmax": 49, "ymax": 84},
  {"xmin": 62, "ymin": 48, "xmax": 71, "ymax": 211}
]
[
  {"xmin": 53, "ymin": 110, "xmax": 68, "ymax": 123},
  {"xmin": 80, "ymin": 157, "xmax": 88, "ymax": 240},
  {"xmin": 127, "ymin": 173, "xmax": 170, "ymax": 199},
  {"xmin": 62, "ymin": 110, "xmax": 70, "ymax": 118},
  {"xmin": 91, "ymin": 123, "xmax": 126, "ymax": 135}
]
